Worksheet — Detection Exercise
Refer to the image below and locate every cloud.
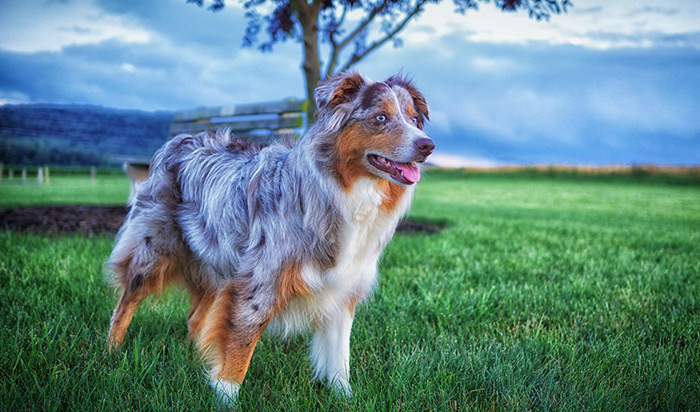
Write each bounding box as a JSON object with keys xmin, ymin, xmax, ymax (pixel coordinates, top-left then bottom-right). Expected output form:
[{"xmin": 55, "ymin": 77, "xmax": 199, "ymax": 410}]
[
  {"xmin": 627, "ymin": 7, "xmax": 680, "ymax": 18},
  {"xmin": 0, "ymin": 0, "xmax": 305, "ymax": 110},
  {"xmin": 0, "ymin": 0, "xmax": 152, "ymax": 53},
  {"xmin": 0, "ymin": 35, "xmax": 304, "ymax": 110},
  {"xmin": 354, "ymin": 35, "xmax": 700, "ymax": 165},
  {"xmin": 404, "ymin": 0, "xmax": 700, "ymax": 51}
]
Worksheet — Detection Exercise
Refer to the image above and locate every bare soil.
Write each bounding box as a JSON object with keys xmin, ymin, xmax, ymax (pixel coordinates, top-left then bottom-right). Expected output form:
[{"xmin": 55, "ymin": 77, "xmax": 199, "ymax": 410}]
[{"xmin": 0, "ymin": 205, "xmax": 444, "ymax": 236}]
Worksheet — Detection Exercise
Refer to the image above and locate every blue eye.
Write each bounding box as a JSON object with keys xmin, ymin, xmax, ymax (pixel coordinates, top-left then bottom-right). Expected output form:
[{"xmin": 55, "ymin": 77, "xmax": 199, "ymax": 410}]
[
  {"xmin": 375, "ymin": 114, "xmax": 387, "ymax": 123},
  {"xmin": 412, "ymin": 116, "xmax": 419, "ymax": 125}
]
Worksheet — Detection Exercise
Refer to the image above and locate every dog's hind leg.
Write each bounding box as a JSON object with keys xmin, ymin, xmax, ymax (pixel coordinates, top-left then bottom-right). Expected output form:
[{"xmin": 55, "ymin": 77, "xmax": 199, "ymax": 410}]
[
  {"xmin": 107, "ymin": 252, "xmax": 178, "ymax": 349},
  {"xmin": 198, "ymin": 281, "xmax": 273, "ymax": 405},
  {"xmin": 108, "ymin": 285, "xmax": 148, "ymax": 349}
]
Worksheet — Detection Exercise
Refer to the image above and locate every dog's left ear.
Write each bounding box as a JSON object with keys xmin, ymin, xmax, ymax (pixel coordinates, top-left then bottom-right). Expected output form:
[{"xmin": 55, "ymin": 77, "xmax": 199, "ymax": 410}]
[
  {"xmin": 386, "ymin": 75, "xmax": 430, "ymax": 129},
  {"xmin": 315, "ymin": 72, "xmax": 367, "ymax": 111}
]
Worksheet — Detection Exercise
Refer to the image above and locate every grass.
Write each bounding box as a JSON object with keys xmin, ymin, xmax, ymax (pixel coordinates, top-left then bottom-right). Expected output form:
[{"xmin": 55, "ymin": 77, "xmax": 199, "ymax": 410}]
[
  {"xmin": 1, "ymin": 171, "xmax": 699, "ymax": 411},
  {"xmin": 0, "ymin": 174, "xmax": 130, "ymax": 208}
]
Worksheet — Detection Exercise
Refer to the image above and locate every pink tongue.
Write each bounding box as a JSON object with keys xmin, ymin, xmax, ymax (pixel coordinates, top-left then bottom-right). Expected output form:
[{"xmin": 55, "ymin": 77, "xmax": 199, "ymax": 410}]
[{"xmin": 396, "ymin": 162, "xmax": 420, "ymax": 183}]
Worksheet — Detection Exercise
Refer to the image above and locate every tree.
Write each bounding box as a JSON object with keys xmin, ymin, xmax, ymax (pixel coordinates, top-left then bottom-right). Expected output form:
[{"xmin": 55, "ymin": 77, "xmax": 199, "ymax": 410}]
[{"xmin": 188, "ymin": 0, "xmax": 571, "ymax": 120}]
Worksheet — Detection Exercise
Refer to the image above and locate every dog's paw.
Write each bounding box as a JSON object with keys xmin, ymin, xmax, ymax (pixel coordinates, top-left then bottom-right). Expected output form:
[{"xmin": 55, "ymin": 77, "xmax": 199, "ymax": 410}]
[
  {"xmin": 210, "ymin": 378, "xmax": 240, "ymax": 408},
  {"xmin": 329, "ymin": 377, "xmax": 352, "ymax": 398}
]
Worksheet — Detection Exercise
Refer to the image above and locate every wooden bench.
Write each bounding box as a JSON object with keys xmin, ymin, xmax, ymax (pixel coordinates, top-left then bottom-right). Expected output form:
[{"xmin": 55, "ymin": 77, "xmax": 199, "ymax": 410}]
[
  {"xmin": 170, "ymin": 98, "xmax": 307, "ymax": 143},
  {"xmin": 121, "ymin": 98, "xmax": 307, "ymax": 201}
]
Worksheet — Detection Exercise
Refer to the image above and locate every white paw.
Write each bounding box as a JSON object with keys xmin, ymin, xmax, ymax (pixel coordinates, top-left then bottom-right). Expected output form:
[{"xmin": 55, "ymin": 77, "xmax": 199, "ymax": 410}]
[
  {"xmin": 328, "ymin": 376, "xmax": 353, "ymax": 398},
  {"xmin": 210, "ymin": 378, "xmax": 239, "ymax": 408}
]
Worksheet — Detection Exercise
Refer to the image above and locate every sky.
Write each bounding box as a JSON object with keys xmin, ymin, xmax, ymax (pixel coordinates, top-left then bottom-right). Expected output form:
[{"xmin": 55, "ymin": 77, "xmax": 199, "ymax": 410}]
[{"xmin": 1, "ymin": 0, "xmax": 699, "ymax": 166}]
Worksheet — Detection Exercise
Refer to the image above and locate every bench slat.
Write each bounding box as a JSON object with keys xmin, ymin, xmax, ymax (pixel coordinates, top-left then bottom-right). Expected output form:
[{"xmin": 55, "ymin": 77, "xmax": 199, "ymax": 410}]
[
  {"xmin": 173, "ymin": 99, "xmax": 307, "ymax": 122},
  {"xmin": 169, "ymin": 116, "xmax": 304, "ymax": 136}
]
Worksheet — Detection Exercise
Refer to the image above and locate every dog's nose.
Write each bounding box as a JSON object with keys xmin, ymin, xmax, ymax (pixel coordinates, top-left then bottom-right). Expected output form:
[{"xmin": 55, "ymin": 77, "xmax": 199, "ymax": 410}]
[{"xmin": 413, "ymin": 137, "xmax": 435, "ymax": 157}]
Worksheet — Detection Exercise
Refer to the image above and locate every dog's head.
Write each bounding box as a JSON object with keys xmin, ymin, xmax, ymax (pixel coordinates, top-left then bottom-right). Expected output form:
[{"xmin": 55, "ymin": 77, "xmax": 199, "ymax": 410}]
[{"xmin": 313, "ymin": 72, "xmax": 434, "ymax": 188}]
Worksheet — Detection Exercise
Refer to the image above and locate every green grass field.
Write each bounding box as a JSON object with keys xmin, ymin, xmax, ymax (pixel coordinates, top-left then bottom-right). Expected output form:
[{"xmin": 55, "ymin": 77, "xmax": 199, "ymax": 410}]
[
  {"xmin": 0, "ymin": 174, "xmax": 130, "ymax": 208},
  {"xmin": 1, "ymin": 171, "xmax": 699, "ymax": 411}
]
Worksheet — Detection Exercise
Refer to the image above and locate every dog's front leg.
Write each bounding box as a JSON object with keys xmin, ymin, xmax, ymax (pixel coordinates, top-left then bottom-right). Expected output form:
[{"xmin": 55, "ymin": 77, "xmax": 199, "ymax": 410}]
[{"xmin": 310, "ymin": 302, "xmax": 356, "ymax": 397}]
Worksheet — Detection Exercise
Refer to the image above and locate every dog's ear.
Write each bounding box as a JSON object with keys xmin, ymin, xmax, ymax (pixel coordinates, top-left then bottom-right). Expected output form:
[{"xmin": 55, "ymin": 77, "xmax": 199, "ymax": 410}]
[
  {"xmin": 315, "ymin": 72, "xmax": 367, "ymax": 111},
  {"xmin": 385, "ymin": 74, "xmax": 430, "ymax": 129}
]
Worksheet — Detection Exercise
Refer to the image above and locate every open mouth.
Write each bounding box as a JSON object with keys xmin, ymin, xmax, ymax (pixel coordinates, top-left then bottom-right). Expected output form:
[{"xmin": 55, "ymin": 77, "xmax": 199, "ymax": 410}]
[{"xmin": 367, "ymin": 154, "xmax": 421, "ymax": 185}]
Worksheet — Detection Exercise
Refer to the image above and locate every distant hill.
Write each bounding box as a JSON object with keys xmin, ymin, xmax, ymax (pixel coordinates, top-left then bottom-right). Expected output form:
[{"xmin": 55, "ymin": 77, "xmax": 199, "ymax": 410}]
[{"xmin": 0, "ymin": 104, "xmax": 172, "ymax": 167}]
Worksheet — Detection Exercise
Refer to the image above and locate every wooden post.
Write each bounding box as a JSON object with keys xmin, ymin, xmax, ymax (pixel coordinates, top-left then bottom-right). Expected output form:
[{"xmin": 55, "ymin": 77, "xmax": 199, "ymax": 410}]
[
  {"xmin": 0, "ymin": 163, "xmax": 3, "ymax": 184},
  {"xmin": 90, "ymin": 166, "xmax": 97, "ymax": 184},
  {"xmin": 44, "ymin": 165, "xmax": 50, "ymax": 185},
  {"xmin": 37, "ymin": 167, "xmax": 44, "ymax": 185},
  {"xmin": 22, "ymin": 167, "xmax": 27, "ymax": 182},
  {"xmin": 9, "ymin": 169, "xmax": 14, "ymax": 181}
]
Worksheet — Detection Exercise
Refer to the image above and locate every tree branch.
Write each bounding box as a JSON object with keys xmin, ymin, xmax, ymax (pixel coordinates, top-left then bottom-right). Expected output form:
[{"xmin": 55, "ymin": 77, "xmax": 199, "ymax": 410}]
[
  {"xmin": 327, "ymin": 2, "xmax": 349, "ymax": 46},
  {"xmin": 338, "ymin": 0, "xmax": 428, "ymax": 74},
  {"xmin": 324, "ymin": 0, "xmax": 390, "ymax": 79}
]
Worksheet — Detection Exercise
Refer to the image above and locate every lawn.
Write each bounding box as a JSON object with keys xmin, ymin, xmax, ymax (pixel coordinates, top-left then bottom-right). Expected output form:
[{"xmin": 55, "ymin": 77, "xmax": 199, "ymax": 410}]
[
  {"xmin": 0, "ymin": 173, "xmax": 130, "ymax": 208},
  {"xmin": 1, "ymin": 171, "xmax": 699, "ymax": 411}
]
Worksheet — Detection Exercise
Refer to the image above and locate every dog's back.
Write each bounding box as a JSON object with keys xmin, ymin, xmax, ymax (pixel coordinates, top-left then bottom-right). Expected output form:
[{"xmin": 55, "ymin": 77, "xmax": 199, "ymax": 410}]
[{"xmin": 110, "ymin": 130, "xmax": 266, "ymax": 284}]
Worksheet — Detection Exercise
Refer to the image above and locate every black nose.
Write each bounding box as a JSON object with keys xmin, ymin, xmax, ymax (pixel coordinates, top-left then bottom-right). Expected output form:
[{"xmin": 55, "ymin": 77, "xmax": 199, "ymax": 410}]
[{"xmin": 413, "ymin": 137, "xmax": 435, "ymax": 157}]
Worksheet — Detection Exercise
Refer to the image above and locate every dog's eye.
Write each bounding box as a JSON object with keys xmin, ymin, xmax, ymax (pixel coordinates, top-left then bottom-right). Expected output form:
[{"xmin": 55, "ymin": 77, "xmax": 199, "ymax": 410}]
[
  {"xmin": 375, "ymin": 114, "xmax": 388, "ymax": 123},
  {"xmin": 411, "ymin": 116, "xmax": 419, "ymax": 126}
]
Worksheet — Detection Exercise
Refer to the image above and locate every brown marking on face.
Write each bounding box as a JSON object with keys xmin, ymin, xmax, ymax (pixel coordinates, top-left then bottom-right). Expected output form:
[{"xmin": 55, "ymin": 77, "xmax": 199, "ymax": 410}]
[
  {"xmin": 198, "ymin": 283, "xmax": 270, "ymax": 384},
  {"xmin": 404, "ymin": 104, "xmax": 419, "ymax": 126},
  {"xmin": 334, "ymin": 114, "xmax": 411, "ymax": 190},
  {"xmin": 378, "ymin": 100, "xmax": 398, "ymax": 118},
  {"xmin": 334, "ymin": 123, "xmax": 375, "ymax": 190},
  {"xmin": 377, "ymin": 179, "xmax": 407, "ymax": 213},
  {"xmin": 385, "ymin": 75, "xmax": 430, "ymax": 129}
]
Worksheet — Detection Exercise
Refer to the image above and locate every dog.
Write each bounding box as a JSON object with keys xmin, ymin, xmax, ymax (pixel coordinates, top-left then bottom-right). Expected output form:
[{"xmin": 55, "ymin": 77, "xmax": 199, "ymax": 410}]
[{"xmin": 106, "ymin": 71, "xmax": 434, "ymax": 403}]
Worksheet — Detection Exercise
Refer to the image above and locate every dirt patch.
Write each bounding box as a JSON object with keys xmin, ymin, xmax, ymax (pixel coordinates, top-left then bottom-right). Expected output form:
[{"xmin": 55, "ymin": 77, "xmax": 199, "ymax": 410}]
[
  {"xmin": 0, "ymin": 206, "xmax": 127, "ymax": 236},
  {"xmin": 1, "ymin": 205, "xmax": 445, "ymax": 236}
]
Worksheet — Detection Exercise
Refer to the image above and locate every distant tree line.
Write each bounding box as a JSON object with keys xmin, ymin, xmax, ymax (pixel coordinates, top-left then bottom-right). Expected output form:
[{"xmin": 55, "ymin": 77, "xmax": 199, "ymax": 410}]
[
  {"xmin": 0, "ymin": 139, "xmax": 109, "ymax": 167},
  {"xmin": 0, "ymin": 104, "xmax": 172, "ymax": 167}
]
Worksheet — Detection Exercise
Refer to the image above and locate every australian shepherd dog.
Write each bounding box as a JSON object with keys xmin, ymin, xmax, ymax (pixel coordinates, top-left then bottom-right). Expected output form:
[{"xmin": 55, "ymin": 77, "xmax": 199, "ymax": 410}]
[{"xmin": 106, "ymin": 72, "xmax": 434, "ymax": 403}]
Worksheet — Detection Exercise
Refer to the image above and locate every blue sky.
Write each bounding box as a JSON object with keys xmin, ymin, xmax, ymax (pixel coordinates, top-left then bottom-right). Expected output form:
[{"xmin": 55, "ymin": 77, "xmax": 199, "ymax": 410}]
[{"xmin": 1, "ymin": 0, "xmax": 699, "ymax": 166}]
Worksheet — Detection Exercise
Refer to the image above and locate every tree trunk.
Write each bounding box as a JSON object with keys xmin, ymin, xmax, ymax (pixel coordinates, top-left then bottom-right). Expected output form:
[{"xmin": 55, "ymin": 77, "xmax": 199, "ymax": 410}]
[
  {"xmin": 295, "ymin": 0, "xmax": 322, "ymax": 123},
  {"xmin": 301, "ymin": 27, "xmax": 321, "ymax": 123}
]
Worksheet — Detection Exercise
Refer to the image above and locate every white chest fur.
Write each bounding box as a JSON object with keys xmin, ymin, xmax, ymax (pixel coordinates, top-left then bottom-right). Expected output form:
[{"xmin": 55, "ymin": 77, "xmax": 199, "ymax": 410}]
[{"xmin": 269, "ymin": 178, "xmax": 413, "ymax": 335}]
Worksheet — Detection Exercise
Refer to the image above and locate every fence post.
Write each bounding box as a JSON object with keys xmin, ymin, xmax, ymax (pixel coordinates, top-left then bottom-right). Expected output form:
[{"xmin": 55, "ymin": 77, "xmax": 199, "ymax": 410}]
[
  {"xmin": 0, "ymin": 162, "xmax": 3, "ymax": 185},
  {"xmin": 44, "ymin": 165, "xmax": 50, "ymax": 185},
  {"xmin": 37, "ymin": 167, "xmax": 44, "ymax": 185},
  {"xmin": 9, "ymin": 170, "xmax": 14, "ymax": 181},
  {"xmin": 90, "ymin": 166, "xmax": 97, "ymax": 185},
  {"xmin": 22, "ymin": 167, "xmax": 27, "ymax": 182}
]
